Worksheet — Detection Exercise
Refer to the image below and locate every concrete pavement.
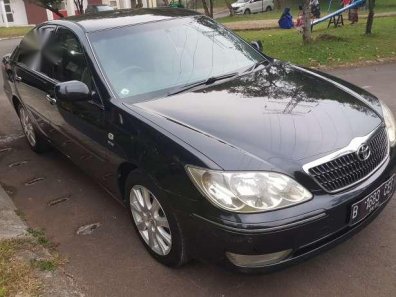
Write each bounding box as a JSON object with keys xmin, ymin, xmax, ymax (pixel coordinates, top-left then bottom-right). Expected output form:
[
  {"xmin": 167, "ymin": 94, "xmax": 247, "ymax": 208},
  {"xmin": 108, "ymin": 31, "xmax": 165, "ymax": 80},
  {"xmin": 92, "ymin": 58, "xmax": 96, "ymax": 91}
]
[
  {"xmin": 0, "ymin": 38, "xmax": 395, "ymax": 297},
  {"xmin": 0, "ymin": 184, "xmax": 27, "ymax": 240}
]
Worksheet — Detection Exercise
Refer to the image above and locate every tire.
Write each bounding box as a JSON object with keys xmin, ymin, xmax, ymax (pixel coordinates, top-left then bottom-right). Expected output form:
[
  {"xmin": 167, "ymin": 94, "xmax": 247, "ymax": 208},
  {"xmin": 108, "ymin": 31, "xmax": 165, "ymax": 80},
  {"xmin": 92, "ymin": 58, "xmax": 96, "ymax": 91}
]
[
  {"xmin": 18, "ymin": 104, "xmax": 50, "ymax": 153},
  {"xmin": 125, "ymin": 170, "xmax": 189, "ymax": 267},
  {"xmin": 244, "ymin": 9, "xmax": 251, "ymax": 15},
  {"xmin": 266, "ymin": 6, "xmax": 272, "ymax": 12}
]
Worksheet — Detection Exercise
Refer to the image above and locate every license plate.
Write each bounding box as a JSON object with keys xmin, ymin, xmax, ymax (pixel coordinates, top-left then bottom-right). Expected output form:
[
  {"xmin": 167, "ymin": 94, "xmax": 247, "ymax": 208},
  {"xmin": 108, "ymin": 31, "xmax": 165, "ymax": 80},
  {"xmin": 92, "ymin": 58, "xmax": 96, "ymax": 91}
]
[{"xmin": 349, "ymin": 174, "xmax": 395, "ymax": 225}]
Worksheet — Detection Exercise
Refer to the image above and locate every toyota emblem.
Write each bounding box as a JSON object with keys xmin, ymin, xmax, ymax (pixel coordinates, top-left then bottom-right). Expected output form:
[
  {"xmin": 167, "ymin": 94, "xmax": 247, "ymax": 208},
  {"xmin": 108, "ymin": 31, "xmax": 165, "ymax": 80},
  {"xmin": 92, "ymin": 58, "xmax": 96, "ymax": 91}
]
[{"xmin": 356, "ymin": 144, "xmax": 371, "ymax": 161}]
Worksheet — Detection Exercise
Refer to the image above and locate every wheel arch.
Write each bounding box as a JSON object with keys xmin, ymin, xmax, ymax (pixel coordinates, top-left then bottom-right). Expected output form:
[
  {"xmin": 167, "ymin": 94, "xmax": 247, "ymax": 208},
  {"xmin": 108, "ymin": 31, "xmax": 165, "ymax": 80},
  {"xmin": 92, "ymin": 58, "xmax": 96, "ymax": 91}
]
[{"xmin": 118, "ymin": 162, "xmax": 138, "ymax": 201}]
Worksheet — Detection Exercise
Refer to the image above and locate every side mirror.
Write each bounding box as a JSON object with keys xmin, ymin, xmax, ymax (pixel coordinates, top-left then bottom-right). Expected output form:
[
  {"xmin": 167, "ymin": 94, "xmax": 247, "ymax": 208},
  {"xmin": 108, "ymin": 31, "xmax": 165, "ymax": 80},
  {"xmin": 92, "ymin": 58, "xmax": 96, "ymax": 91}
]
[
  {"xmin": 54, "ymin": 81, "xmax": 90, "ymax": 102},
  {"xmin": 250, "ymin": 40, "xmax": 263, "ymax": 52}
]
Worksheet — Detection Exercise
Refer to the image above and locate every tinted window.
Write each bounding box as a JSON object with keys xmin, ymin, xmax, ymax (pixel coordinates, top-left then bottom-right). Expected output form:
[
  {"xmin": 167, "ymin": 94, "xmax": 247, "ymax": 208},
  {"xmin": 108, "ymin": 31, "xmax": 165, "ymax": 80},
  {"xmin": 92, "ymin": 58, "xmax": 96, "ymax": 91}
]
[
  {"xmin": 89, "ymin": 17, "xmax": 265, "ymax": 99},
  {"xmin": 41, "ymin": 28, "xmax": 92, "ymax": 88},
  {"xmin": 17, "ymin": 26, "xmax": 55, "ymax": 70},
  {"xmin": 16, "ymin": 29, "xmax": 40, "ymax": 68}
]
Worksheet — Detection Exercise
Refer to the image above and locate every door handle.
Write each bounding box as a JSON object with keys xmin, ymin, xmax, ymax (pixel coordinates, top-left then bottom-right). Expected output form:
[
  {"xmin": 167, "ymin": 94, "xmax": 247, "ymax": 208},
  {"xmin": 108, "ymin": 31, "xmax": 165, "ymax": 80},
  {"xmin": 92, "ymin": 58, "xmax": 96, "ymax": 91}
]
[{"xmin": 46, "ymin": 94, "xmax": 56, "ymax": 105}]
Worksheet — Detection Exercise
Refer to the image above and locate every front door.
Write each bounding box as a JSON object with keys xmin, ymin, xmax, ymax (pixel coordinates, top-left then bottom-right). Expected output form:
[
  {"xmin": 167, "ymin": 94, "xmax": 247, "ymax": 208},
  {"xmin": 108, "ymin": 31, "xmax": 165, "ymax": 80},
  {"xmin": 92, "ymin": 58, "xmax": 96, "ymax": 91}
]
[
  {"xmin": 38, "ymin": 26, "xmax": 111, "ymax": 186},
  {"xmin": 251, "ymin": 0, "xmax": 263, "ymax": 13},
  {"xmin": 14, "ymin": 25, "xmax": 57, "ymax": 137}
]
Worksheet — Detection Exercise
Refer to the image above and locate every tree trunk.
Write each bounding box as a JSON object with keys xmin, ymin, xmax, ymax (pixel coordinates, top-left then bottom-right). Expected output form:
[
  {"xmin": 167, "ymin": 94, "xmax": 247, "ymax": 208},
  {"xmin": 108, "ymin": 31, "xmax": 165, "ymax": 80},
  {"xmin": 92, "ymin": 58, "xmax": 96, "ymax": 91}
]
[
  {"xmin": 136, "ymin": 0, "xmax": 143, "ymax": 8},
  {"xmin": 130, "ymin": 0, "xmax": 136, "ymax": 8},
  {"xmin": 201, "ymin": 0, "xmax": 210, "ymax": 16},
  {"xmin": 209, "ymin": 0, "xmax": 213, "ymax": 18},
  {"xmin": 74, "ymin": 0, "xmax": 84, "ymax": 14},
  {"xmin": 365, "ymin": 0, "xmax": 375, "ymax": 34},
  {"xmin": 224, "ymin": 0, "xmax": 234, "ymax": 16},
  {"xmin": 302, "ymin": 0, "xmax": 312, "ymax": 44}
]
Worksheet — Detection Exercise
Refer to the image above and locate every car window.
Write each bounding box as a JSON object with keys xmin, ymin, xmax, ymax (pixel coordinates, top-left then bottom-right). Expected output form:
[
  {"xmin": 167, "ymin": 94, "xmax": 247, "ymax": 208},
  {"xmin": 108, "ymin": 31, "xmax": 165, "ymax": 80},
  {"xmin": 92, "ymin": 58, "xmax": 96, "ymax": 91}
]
[
  {"xmin": 16, "ymin": 29, "xmax": 39, "ymax": 69},
  {"xmin": 40, "ymin": 27, "xmax": 93, "ymax": 90},
  {"xmin": 16, "ymin": 26, "xmax": 56, "ymax": 70}
]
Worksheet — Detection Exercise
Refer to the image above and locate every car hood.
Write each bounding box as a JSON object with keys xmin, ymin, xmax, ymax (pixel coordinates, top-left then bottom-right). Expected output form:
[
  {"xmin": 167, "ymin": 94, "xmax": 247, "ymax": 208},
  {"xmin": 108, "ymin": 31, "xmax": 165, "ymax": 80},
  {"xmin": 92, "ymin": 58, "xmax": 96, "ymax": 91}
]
[
  {"xmin": 124, "ymin": 62, "xmax": 382, "ymax": 171},
  {"xmin": 232, "ymin": 3, "xmax": 245, "ymax": 7}
]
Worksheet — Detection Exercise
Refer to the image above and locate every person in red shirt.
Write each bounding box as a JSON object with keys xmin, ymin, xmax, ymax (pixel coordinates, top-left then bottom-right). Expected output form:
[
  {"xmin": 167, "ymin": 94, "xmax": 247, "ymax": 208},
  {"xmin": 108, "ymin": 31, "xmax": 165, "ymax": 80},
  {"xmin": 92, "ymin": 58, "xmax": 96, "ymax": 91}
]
[{"xmin": 341, "ymin": 0, "xmax": 352, "ymax": 20}]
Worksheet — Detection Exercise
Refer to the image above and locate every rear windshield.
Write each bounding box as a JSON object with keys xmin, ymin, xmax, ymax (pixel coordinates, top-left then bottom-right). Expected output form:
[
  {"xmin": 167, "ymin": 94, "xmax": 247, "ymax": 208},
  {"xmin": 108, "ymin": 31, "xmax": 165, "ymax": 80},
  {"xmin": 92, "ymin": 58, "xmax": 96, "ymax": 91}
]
[{"xmin": 88, "ymin": 16, "xmax": 264, "ymax": 99}]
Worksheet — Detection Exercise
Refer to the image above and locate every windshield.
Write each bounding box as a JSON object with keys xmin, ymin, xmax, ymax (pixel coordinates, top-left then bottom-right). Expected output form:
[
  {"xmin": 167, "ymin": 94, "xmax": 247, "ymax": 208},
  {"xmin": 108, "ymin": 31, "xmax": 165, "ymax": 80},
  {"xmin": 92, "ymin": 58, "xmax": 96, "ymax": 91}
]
[
  {"xmin": 89, "ymin": 16, "xmax": 264, "ymax": 99},
  {"xmin": 236, "ymin": 0, "xmax": 248, "ymax": 3}
]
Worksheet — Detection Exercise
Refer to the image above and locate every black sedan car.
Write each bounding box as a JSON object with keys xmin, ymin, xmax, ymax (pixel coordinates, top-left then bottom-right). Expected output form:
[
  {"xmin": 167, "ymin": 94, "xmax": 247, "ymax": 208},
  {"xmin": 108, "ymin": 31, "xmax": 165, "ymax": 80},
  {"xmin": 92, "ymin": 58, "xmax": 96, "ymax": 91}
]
[{"xmin": 2, "ymin": 8, "xmax": 396, "ymax": 272}]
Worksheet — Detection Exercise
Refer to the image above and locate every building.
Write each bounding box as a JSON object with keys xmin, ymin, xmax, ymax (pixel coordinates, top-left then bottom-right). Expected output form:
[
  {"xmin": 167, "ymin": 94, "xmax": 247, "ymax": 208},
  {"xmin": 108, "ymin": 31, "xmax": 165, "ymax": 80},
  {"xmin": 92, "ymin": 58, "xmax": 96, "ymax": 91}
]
[{"xmin": 0, "ymin": 0, "xmax": 159, "ymax": 27}]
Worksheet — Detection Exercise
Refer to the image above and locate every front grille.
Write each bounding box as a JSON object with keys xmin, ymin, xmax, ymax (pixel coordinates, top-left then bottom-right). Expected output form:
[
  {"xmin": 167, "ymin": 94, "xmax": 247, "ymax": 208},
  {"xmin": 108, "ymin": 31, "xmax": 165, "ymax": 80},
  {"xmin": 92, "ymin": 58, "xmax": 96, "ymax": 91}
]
[{"xmin": 308, "ymin": 127, "xmax": 389, "ymax": 193}]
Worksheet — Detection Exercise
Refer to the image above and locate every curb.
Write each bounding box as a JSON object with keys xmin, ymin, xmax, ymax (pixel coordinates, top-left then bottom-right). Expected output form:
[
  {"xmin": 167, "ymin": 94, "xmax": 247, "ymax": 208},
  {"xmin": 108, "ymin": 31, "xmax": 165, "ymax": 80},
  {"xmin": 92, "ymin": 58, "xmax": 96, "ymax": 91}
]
[
  {"xmin": 0, "ymin": 35, "xmax": 23, "ymax": 41},
  {"xmin": 0, "ymin": 184, "xmax": 27, "ymax": 240}
]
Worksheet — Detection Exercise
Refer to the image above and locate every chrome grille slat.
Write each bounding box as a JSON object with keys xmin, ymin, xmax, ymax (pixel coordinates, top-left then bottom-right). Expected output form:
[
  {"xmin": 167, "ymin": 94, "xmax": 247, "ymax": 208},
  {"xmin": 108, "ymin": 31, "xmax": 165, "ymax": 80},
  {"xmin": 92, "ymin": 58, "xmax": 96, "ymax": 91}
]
[{"xmin": 307, "ymin": 126, "xmax": 389, "ymax": 193}]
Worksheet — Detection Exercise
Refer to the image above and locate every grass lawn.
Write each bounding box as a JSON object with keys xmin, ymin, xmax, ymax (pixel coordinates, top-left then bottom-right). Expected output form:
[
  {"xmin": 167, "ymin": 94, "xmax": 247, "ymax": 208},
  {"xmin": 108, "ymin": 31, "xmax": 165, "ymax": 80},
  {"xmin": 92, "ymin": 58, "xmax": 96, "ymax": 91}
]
[
  {"xmin": 0, "ymin": 26, "xmax": 32, "ymax": 38},
  {"xmin": 218, "ymin": 0, "xmax": 396, "ymax": 23},
  {"xmin": 237, "ymin": 16, "xmax": 396, "ymax": 67},
  {"xmin": 0, "ymin": 229, "xmax": 61, "ymax": 297}
]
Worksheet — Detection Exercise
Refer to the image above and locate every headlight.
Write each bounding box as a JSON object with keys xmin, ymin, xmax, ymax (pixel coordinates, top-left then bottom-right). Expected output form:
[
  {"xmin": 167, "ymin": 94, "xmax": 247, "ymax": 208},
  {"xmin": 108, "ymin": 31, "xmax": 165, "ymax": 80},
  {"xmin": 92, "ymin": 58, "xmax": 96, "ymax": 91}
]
[
  {"xmin": 186, "ymin": 166, "xmax": 312, "ymax": 213},
  {"xmin": 380, "ymin": 101, "xmax": 396, "ymax": 147}
]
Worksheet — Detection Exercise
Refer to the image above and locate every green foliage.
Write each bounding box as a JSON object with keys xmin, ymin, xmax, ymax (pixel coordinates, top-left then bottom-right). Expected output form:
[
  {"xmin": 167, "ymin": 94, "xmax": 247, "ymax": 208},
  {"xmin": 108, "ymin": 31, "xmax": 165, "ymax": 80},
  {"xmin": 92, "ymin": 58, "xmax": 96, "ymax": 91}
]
[
  {"xmin": 27, "ymin": 228, "xmax": 50, "ymax": 246},
  {"xmin": 30, "ymin": 259, "xmax": 57, "ymax": 271},
  {"xmin": 0, "ymin": 26, "xmax": 32, "ymax": 38},
  {"xmin": 237, "ymin": 16, "xmax": 396, "ymax": 67}
]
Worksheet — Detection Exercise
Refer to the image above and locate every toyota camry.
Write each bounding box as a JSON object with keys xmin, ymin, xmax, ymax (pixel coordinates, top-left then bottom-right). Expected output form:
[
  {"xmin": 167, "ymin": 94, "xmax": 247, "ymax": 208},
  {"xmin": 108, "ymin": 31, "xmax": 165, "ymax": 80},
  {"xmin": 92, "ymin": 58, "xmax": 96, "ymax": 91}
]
[{"xmin": 2, "ymin": 8, "xmax": 395, "ymax": 272}]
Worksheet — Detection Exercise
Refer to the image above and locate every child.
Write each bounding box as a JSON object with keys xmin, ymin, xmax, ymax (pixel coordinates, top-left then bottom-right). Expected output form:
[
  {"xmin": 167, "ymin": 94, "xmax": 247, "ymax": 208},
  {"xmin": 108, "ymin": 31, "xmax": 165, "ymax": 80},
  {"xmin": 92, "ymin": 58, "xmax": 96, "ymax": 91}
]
[
  {"xmin": 310, "ymin": 0, "xmax": 321, "ymax": 18},
  {"xmin": 296, "ymin": 5, "xmax": 304, "ymax": 28},
  {"xmin": 341, "ymin": 0, "xmax": 352, "ymax": 20},
  {"xmin": 278, "ymin": 8, "xmax": 294, "ymax": 29}
]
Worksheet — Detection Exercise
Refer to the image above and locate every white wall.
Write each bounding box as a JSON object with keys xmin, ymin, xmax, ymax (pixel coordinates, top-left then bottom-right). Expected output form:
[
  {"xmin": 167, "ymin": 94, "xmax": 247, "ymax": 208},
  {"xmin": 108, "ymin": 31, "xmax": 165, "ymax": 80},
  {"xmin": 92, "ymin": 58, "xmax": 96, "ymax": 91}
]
[{"xmin": 0, "ymin": 0, "xmax": 28, "ymax": 26}]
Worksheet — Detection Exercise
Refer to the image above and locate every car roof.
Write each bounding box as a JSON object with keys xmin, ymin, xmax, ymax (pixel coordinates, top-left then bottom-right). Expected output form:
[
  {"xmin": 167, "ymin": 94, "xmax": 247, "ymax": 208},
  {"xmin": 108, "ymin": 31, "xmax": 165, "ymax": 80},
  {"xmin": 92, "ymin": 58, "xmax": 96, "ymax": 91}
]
[{"xmin": 49, "ymin": 8, "xmax": 201, "ymax": 33}]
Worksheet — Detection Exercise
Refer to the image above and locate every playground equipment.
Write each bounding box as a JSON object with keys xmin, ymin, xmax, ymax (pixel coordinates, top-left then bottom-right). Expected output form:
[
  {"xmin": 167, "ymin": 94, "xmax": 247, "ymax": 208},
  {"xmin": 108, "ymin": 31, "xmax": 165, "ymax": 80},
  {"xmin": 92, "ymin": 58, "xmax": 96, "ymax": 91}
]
[{"xmin": 311, "ymin": 0, "xmax": 366, "ymax": 30}]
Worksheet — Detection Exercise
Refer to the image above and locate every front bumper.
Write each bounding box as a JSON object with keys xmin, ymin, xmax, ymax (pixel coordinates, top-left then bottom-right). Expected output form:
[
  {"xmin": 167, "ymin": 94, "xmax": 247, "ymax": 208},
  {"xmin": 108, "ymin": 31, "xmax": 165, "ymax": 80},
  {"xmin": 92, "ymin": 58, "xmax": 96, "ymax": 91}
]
[
  {"xmin": 232, "ymin": 7, "xmax": 244, "ymax": 14},
  {"xmin": 180, "ymin": 151, "xmax": 396, "ymax": 273}
]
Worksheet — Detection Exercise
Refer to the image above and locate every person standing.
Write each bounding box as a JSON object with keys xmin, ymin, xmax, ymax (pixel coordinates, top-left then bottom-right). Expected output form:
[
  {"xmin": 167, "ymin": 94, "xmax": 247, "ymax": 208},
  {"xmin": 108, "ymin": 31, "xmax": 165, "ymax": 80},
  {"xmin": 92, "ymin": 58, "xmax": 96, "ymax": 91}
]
[
  {"xmin": 310, "ymin": 0, "xmax": 321, "ymax": 19},
  {"xmin": 341, "ymin": 0, "xmax": 352, "ymax": 20},
  {"xmin": 349, "ymin": 0, "xmax": 359, "ymax": 24}
]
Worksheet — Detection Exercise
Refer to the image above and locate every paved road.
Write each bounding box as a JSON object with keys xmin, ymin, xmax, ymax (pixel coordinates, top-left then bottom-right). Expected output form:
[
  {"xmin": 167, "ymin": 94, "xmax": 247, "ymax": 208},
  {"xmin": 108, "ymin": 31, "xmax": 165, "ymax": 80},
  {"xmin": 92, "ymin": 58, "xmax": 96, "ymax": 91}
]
[{"xmin": 0, "ymin": 39, "xmax": 395, "ymax": 297}]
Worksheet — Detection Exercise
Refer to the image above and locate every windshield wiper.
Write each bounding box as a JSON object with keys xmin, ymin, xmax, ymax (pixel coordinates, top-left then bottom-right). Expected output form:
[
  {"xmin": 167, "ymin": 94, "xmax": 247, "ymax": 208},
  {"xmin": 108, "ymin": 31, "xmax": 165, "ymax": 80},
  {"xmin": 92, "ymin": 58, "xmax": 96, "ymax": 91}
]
[
  {"xmin": 247, "ymin": 59, "xmax": 270, "ymax": 72},
  {"xmin": 167, "ymin": 72, "xmax": 238, "ymax": 96}
]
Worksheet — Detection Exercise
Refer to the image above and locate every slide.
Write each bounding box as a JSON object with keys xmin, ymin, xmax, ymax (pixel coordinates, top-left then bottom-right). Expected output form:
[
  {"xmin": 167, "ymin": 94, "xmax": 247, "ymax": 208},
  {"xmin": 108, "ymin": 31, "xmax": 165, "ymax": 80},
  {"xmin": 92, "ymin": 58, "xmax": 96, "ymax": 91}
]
[{"xmin": 311, "ymin": 0, "xmax": 366, "ymax": 27}]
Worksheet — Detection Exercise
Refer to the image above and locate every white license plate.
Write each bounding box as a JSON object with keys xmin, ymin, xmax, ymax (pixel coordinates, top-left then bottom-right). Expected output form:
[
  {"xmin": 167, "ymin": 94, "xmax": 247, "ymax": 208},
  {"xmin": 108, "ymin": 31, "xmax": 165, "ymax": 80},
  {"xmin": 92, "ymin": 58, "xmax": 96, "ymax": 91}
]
[{"xmin": 349, "ymin": 174, "xmax": 395, "ymax": 225}]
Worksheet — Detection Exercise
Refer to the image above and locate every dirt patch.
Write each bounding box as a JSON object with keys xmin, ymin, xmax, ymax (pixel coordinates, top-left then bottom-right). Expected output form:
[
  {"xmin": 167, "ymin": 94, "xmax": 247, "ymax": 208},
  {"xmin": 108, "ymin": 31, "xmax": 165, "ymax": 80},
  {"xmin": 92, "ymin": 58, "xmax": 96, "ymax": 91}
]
[{"xmin": 0, "ymin": 235, "xmax": 84, "ymax": 297}]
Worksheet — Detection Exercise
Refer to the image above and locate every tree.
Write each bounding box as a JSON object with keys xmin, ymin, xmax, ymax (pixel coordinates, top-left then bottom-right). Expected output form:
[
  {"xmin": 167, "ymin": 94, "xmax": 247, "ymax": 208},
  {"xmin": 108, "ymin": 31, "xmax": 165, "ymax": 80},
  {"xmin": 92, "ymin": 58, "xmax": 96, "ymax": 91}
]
[
  {"xmin": 201, "ymin": 0, "xmax": 211, "ymax": 17},
  {"xmin": 365, "ymin": 0, "xmax": 376, "ymax": 34},
  {"xmin": 130, "ymin": 0, "xmax": 144, "ymax": 8},
  {"xmin": 302, "ymin": 0, "xmax": 312, "ymax": 44},
  {"xmin": 25, "ymin": 0, "xmax": 64, "ymax": 18},
  {"xmin": 224, "ymin": 0, "xmax": 234, "ymax": 16},
  {"xmin": 74, "ymin": 0, "xmax": 84, "ymax": 14}
]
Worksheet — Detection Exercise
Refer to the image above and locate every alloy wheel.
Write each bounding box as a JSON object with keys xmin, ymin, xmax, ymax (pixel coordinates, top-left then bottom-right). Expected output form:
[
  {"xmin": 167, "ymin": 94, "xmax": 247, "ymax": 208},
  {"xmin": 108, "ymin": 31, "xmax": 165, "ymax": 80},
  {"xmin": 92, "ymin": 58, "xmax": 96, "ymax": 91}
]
[
  {"xmin": 129, "ymin": 185, "xmax": 172, "ymax": 256},
  {"xmin": 20, "ymin": 107, "xmax": 37, "ymax": 147}
]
